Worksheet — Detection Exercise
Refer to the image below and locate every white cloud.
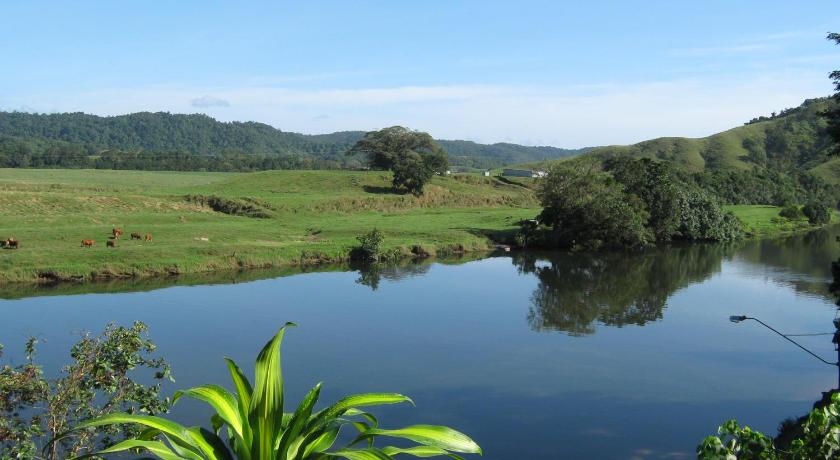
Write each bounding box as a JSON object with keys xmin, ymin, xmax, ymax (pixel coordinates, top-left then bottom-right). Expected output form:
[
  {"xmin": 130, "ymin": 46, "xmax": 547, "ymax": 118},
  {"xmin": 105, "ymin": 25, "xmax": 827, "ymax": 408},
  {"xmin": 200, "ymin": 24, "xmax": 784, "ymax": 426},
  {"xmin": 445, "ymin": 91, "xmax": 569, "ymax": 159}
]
[
  {"xmin": 190, "ymin": 95, "xmax": 230, "ymax": 108},
  {"xmin": 2, "ymin": 71, "xmax": 832, "ymax": 148}
]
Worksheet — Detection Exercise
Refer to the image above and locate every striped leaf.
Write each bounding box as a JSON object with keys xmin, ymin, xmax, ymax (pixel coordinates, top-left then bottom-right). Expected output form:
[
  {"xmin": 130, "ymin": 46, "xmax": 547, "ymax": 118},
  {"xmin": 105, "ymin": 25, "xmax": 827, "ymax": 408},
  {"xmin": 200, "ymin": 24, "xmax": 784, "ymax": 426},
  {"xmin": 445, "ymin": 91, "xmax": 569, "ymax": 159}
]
[{"xmin": 360, "ymin": 425, "xmax": 481, "ymax": 455}]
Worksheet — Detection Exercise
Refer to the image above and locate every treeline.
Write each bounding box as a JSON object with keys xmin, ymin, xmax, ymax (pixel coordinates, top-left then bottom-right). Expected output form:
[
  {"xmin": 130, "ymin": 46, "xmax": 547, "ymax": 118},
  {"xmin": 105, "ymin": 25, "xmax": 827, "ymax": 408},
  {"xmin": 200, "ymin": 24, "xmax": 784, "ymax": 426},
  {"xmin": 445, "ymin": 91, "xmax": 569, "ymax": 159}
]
[
  {"xmin": 0, "ymin": 135, "xmax": 359, "ymax": 171},
  {"xmin": 689, "ymin": 167, "xmax": 837, "ymax": 207},
  {"xmin": 0, "ymin": 111, "xmax": 585, "ymax": 171}
]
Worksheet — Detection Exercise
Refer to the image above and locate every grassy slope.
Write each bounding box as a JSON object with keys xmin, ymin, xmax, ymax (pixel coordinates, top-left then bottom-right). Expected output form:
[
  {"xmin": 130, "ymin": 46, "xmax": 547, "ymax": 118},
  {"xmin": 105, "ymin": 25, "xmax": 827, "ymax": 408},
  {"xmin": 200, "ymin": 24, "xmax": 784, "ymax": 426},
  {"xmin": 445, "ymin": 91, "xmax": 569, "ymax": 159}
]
[
  {"xmin": 0, "ymin": 169, "xmax": 539, "ymax": 283},
  {"xmin": 510, "ymin": 98, "xmax": 838, "ymax": 183}
]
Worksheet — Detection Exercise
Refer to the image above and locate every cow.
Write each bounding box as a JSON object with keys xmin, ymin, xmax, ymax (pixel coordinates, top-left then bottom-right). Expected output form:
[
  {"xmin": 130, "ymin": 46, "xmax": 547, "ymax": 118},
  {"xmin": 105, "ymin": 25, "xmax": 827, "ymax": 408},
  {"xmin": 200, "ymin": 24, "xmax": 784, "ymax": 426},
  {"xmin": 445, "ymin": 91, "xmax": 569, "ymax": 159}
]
[
  {"xmin": 81, "ymin": 239, "xmax": 95, "ymax": 248},
  {"xmin": 106, "ymin": 240, "xmax": 117, "ymax": 248},
  {"xmin": 112, "ymin": 228, "xmax": 124, "ymax": 238},
  {"xmin": 144, "ymin": 233, "xmax": 153, "ymax": 242},
  {"xmin": 130, "ymin": 232, "xmax": 142, "ymax": 240},
  {"xmin": 4, "ymin": 238, "xmax": 18, "ymax": 249}
]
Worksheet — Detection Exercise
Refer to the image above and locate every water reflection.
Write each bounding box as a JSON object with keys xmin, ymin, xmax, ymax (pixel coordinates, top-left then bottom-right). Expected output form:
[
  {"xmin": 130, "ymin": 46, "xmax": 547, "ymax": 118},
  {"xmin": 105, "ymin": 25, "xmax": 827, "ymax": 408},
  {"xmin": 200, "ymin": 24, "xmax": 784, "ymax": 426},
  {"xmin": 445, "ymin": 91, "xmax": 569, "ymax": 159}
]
[
  {"xmin": 351, "ymin": 253, "xmax": 488, "ymax": 291},
  {"xmin": 735, "ymin": 228, "xmax": 840, "ymax": 298},
  {"xmin": 513, "ymin": 244, "xmax": 735, "ymax": 335}
]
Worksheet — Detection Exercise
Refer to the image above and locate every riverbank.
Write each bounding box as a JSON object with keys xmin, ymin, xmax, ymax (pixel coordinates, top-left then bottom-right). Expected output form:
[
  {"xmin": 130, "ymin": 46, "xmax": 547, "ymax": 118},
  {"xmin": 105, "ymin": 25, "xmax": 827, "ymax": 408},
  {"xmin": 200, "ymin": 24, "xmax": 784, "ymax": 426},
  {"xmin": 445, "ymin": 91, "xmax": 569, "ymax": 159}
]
[
  {"xmin": 724, "ymin": 205, "xmax": 839, "ymax": 238},
  {"xmin": 0, "ymin": 169, "xmax": 833, "ymax": 285},
  {"xmin": 0, "ymin": 168, "xmax": 538, "ymax": 283}
]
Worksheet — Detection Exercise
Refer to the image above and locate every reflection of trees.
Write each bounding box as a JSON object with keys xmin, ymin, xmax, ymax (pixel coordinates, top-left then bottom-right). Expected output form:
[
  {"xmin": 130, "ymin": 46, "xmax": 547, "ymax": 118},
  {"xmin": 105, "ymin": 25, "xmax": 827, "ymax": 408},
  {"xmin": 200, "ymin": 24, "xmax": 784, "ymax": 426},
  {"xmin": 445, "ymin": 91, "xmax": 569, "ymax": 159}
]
[
  {"xmin": 351, "ymin": 259, "xmax": 434, "ymax": 291},
  {"xmin": 513, "ymin": 244, "xmax": 731, "ymax": 335},
  {"xmin": 735, "ymin": 227, "xmax": 840, "ymax": 299}
]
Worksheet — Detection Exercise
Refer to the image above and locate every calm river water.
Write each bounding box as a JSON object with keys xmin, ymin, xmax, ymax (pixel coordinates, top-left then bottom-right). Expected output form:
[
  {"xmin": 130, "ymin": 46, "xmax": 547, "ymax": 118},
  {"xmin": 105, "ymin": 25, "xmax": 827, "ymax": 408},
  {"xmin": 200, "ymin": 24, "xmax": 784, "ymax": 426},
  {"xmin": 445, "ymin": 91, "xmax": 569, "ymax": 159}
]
[{"xmin": 3, "ymin": 228, "xmax": 840, "ymax": 459}]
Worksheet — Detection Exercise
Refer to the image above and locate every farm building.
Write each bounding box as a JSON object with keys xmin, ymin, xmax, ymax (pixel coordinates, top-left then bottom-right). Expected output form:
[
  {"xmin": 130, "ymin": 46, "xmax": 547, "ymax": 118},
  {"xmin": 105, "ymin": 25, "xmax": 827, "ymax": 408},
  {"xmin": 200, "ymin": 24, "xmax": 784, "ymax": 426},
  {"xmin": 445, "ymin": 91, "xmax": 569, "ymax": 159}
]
[{"xmin": 502, "ymin": 169, "xmax": 547, "ymax": 178}]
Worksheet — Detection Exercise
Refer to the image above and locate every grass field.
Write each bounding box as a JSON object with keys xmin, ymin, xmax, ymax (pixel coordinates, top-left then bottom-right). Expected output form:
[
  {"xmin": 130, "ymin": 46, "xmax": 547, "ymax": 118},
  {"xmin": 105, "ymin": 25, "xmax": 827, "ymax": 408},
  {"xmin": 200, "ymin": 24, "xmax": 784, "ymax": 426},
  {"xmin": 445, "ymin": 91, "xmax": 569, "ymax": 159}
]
[
  {"xmin": 724, "ymin": 204, "xmax": 837, "ymax": 237},
  {"xmin": 0, "ymin": 169, "xmax": 830, "ymax": 284},
  {"xmin": 0, "ymin": 169, "xmax": 540, "ymax": 283}
]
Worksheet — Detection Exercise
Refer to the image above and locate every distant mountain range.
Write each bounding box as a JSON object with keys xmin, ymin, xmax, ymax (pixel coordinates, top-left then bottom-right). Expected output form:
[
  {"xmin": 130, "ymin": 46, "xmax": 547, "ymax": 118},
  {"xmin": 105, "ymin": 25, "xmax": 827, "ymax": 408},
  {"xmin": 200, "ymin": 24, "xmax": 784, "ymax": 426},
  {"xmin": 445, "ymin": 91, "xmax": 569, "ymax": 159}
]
[{"xmin": 0, "ymin": 111, "xmax": 588, "ymax": 169}]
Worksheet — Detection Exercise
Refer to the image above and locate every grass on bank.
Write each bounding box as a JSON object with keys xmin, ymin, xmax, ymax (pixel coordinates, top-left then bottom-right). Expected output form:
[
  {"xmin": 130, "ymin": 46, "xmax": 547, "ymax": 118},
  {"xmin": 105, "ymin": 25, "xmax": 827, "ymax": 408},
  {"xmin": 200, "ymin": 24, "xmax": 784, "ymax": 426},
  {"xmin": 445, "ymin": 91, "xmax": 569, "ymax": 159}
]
[
  {"xmin": 0, "ymin": 168, "xmax": 539, "ymax": 283},
  {"xmin": 725, "ymin": 204, "xmax": 838, "ymax": 237},
  {"xmin": 0, "ymin": 168, "xmax": 830, "ymax": 284}
]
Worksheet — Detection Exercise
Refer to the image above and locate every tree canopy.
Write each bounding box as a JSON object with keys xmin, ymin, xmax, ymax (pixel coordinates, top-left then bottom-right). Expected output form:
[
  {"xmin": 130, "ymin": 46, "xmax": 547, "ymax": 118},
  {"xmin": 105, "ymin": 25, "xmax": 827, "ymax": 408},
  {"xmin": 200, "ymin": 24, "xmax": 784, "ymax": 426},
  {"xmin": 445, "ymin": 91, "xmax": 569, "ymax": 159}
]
[
  {"xmin": 533, "ymin": 158, "xmax": 743, "ymax": 250},
  {"xmin": 348, "ymin": 126, "xmax": 449, "ymax": 195}
]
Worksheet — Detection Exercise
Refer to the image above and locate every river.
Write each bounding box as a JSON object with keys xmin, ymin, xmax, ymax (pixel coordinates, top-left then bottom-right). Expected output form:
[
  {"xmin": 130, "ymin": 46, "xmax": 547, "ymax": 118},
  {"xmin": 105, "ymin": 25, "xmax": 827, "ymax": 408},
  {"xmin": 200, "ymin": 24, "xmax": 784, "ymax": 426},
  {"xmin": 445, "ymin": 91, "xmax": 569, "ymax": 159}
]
[{"xmin": 2, "ymin": 228, "xmax": 840, "ymax": 459}]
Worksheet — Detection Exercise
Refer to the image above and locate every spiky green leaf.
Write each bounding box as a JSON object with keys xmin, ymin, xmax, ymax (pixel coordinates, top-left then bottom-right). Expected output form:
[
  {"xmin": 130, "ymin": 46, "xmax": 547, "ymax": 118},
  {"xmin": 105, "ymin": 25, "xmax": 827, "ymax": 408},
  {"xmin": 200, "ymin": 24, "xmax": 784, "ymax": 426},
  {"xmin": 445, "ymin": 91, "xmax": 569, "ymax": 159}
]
[
  {"xmin": 361, "ymin": 425, "xmax": 481, "ymax": 455},
  {"xmin": 249, "ymin": 322, "xmax": 295, "ymax": 460}
]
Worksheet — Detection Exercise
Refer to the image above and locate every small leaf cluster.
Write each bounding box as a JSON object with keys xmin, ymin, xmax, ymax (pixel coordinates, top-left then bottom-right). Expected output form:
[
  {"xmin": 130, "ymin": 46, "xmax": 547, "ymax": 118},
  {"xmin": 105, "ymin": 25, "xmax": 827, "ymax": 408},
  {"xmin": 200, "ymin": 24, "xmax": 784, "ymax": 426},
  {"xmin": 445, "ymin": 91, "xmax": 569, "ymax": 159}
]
[
  {"xmin": 697, "ymin": 393, "xmax": 840, "ymax": 459},
  {"xmin": 0, "ymin": 321, "xmax": 172, "ymax": 459}
]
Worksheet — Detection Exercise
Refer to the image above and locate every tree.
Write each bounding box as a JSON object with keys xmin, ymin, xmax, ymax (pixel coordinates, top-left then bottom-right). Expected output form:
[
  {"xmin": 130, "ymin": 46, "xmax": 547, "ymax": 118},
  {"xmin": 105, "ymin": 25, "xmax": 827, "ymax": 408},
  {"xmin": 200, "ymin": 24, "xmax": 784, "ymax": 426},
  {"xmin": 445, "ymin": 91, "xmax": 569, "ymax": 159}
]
[
  {"xmin": 604, "ymin": 157, "xmax": 681, "ymax": 240},
  {"xmin": 802, "ymin": 201, "xmax": 831, "ymax": 225},
  {"xmin": 347, "ymin": 126, "xmax": 449, "ymax": 194},
  {"xmin": 392, "ymin": 151, "xmax": 434, "ymax": 195},
  {"xmin": 537, "ymin": 161, "xmax": 653, "ymax": 250},
  {"xmin": 827, "ymin": 32, "xmax": 840, "ymax": 147}
]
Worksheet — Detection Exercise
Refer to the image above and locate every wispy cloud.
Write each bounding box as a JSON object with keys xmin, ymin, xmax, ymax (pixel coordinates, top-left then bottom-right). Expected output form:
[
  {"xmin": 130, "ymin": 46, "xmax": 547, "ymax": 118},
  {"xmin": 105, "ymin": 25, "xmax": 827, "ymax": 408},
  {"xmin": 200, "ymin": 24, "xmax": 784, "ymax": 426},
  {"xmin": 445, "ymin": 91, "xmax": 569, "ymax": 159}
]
[
  {"xmin": 4, "ymin": 70, "xmax": 831, "ymax": 148},
  {"xmin": 190, "ymin": 95, "xmax": 230, "ymax": 108}
]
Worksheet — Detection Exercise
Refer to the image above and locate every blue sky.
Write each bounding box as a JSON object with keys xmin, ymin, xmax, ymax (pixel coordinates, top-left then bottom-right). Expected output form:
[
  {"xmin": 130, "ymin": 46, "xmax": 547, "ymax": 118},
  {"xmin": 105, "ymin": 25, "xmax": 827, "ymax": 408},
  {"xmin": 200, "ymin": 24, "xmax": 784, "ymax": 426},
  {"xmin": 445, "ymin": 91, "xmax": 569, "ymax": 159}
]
[{"xmin": 1, "ymin": 1, "xmax": 838, "ymax": 147}]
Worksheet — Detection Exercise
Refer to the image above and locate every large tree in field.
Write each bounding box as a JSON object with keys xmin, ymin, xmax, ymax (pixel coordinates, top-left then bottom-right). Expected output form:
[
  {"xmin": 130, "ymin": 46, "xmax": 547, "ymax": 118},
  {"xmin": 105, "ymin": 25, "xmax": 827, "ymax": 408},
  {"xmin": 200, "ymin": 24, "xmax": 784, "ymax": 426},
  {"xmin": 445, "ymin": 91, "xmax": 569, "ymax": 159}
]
[
  {"xmin": 827, "ymin": 32, "xmax": 840, "ymax": 146},
  {"xmin": 347, "ymin": 126, "xmax": 449, "ymax": 195}
]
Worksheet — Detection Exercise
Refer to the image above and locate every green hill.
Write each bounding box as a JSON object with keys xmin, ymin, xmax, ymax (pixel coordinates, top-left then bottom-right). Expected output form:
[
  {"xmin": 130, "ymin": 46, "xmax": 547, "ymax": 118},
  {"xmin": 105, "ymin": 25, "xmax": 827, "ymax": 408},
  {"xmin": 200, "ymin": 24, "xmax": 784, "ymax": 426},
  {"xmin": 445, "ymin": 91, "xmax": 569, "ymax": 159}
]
[
  {"xmin": 0, "ymin": 111, "xmax": 586, "ymax": 170},
  {"xmin": 514, "ymin": 97, "xmax": 838, "ymax": 183},
  {"xmin": 589, "ymin": 97, "xmax": 837, "ymax": 180}
]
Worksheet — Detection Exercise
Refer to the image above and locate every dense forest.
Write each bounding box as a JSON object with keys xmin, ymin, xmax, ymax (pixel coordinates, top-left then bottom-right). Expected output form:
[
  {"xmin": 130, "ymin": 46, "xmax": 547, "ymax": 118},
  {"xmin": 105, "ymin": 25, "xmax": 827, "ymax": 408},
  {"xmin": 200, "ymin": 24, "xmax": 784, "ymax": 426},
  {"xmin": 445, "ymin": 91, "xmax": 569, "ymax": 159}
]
[{"xmin": 0, "ymin": 111, "xmax": 586, "ymax": 171}]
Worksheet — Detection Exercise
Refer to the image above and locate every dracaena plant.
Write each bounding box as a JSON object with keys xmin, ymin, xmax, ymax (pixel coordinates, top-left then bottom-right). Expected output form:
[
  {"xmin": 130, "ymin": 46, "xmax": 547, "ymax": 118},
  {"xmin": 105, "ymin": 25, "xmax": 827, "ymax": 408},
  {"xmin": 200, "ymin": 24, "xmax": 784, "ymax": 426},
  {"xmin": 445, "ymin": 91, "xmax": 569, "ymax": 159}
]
[{"xmin": 59, "ymin": 323, "xmax": 482, "ymax": 460}]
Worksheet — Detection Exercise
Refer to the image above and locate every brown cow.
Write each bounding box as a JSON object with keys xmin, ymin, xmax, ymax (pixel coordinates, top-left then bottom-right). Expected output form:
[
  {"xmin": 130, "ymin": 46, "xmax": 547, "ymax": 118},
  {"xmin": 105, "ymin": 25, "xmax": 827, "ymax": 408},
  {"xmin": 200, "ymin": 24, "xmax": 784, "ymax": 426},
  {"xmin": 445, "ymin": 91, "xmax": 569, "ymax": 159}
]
[
  {"xmin": 144, "ymin": 233, "xmax": 153, "ymax": 242},
  {"xmin": 81, "ymin": 239, "xmax": 95, "ymax": 248},
  {"xmin": 106, "ymin": 240, "xmax": 117, "ymax": 248},
  {"xmin": 4, "ymin": 238, "xmax": 18, "ymax": 249},
  {"xmin": 130, "ymin": 232, "xmax": 142, "ymax": 240},
  {"xmin": 112, "ymin": 228, "xmax": 124, "ymax": 238}
]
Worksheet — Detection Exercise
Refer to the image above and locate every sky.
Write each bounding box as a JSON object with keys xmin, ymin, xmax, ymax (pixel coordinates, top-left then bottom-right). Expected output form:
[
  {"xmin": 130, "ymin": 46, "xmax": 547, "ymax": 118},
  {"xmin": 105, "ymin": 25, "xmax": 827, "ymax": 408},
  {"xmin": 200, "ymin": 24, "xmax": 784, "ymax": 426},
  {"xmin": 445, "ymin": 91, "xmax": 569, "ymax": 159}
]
[{"xmin": 0, "ymin": 1, "xmax": 838, "ymax": 147}]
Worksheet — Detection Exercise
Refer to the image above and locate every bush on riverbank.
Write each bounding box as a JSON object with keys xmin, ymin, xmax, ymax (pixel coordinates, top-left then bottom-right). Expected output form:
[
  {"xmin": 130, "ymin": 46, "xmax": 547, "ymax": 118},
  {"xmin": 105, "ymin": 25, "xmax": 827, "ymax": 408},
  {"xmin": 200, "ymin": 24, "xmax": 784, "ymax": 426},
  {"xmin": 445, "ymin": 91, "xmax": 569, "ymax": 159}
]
[{"xmin": 529, "ymin": 159, "xmax": 743, "ymax": 250}]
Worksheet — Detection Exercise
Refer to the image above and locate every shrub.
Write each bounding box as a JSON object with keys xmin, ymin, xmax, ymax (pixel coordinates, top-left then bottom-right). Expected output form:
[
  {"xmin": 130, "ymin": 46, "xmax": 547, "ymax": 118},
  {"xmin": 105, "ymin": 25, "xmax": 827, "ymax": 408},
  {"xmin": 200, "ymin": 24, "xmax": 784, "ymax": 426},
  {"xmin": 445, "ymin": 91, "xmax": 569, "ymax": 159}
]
[
  {"xmin": 697, "ymin": 393, "xmax": 840, "ymax": 459},
  {"xmin": 63, "ymin": 323, "xmax": 482, "ymax": 460},
  {"xmin": 351, "ymin": 229, "xmax": 384, "ymax": 261},
  {"xmin": 185, "ymin": 195, "xmax": 272, "ymax": 218},
  {"xmin": 778, "ymin": 204, "xmax": 804, "ymax": 220},
  {"xmin": 676, "ymin": 190, "xmax": 743, "ymax": 242},
  {"xmin": 1, "ymin": 322, "xmax": 171, "ymax": 459},
  {"xmin": 802, "ymin": 201, "xmax": 831, "ymax": 225}
]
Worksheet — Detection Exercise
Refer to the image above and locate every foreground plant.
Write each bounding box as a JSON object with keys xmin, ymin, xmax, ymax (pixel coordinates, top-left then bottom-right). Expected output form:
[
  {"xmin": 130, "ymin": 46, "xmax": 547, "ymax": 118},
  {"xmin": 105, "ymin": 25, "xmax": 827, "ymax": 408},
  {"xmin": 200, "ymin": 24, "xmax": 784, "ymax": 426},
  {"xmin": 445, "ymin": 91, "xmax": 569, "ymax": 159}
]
[
  {"xmin": 0, "ymin": 322, "xmax": 171, "ymax": 459},
  {"xmin": 697, "ymin": 392, "xmax": 840, "ymax": 459},
  {"xmin": 63, "ymin": 323, "xmax": 482, "ymax": 459}
]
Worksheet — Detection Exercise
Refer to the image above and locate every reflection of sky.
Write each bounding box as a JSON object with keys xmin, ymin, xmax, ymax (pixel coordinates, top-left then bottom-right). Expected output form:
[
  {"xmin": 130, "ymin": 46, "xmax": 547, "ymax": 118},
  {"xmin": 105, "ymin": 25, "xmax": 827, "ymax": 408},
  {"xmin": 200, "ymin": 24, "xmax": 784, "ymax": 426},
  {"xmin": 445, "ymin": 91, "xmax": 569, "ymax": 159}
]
[{"xmin": 1, "ymin": 248, "xmax": 838, "ymax": 459}]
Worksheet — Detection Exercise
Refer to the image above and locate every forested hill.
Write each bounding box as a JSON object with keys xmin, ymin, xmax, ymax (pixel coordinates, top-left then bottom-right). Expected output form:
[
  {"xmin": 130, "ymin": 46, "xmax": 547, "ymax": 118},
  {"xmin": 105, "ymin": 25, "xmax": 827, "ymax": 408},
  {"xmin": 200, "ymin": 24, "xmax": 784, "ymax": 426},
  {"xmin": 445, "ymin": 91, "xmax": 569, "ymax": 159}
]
[
  {"xmin": 586, "ymin": 97, "xmax": 839, "ymax": 182},
  {"xmin": 0, "ymin": 111, "xmax": 586, "ymax": 170},
  {"xmin": 513, "ymin": 96, "xmax": 840, "ymax": 207}
]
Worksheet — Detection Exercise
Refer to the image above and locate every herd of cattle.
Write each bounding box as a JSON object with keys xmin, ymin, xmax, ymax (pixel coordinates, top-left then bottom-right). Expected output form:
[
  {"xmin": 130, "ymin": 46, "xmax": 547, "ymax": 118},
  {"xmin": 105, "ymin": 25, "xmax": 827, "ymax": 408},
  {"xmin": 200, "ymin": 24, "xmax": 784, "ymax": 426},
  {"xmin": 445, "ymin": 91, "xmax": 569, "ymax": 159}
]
[
  {"xmin": 1, "ymin": 228, "xmax": 153, "ymax": 250},
  {"xmin": 80, "ymin": 228, "xmax": 152, "ymax": 248}
]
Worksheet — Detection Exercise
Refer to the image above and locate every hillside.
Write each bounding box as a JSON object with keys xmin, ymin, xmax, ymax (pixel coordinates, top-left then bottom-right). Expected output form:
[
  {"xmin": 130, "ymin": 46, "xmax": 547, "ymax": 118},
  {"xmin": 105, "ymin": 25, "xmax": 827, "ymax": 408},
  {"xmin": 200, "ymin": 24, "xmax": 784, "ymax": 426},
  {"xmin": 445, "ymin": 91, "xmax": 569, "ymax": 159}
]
[
  {"xmin": 515, "ymin": 97, "xmax": 838, "ymax": 183},
  {"xmin": 590, "ymin": 98, "xmax": 838, "ymax": 180},
  {"xmin": 0, "ymin": 111, "xmax": 586, "ymax": 170}
]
